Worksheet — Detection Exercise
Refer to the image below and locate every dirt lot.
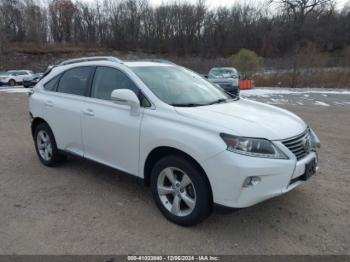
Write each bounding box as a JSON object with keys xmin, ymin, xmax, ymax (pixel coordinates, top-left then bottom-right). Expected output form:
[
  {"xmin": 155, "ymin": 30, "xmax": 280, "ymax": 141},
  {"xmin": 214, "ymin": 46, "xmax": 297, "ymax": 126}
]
[{"xmin": 0, "ymin": 92, "xmax": 349, "ymax": 255}]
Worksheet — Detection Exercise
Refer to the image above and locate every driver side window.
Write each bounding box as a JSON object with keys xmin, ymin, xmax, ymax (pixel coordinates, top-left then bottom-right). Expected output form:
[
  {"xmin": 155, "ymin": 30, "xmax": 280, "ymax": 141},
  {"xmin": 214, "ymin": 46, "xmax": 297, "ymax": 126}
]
[{"xmin": 91, "ymin": 67, "xmax": 139, "ymax": 101}]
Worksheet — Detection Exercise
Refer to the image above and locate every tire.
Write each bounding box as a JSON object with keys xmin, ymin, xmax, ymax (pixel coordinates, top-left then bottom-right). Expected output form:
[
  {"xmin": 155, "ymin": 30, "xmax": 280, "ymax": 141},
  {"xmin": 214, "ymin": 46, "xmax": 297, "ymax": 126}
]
[
  {"xmin": 150, "ymin": 155, "xmax": 212, "ymax": 226},
  {"xmin": 34, "ymin": 123, "xmax": 66, "ymax": 167},
  {"xmin": 9, "ymin": 79, "xmax": 16, "ymax": 86}
]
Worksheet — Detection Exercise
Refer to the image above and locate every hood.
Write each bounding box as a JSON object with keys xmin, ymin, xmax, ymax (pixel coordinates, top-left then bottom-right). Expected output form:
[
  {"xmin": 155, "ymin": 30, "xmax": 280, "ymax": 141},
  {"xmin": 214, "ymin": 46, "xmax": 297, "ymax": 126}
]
[
  {"xmin": 175, "ymin": 99, "xmax": 307, "ymax": 140},
  {"xmin": 209, "ymin": 78, "xmax": 235, "ymax": 84}
]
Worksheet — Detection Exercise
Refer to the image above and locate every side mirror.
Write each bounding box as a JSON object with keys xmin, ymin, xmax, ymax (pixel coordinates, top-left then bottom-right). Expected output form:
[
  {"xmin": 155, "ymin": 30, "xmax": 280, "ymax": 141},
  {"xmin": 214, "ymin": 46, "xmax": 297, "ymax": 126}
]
[
  {"xmin": 203, "ymin": 74, "xmax": 208, "ymax": 79},
  {"xmin": 111, "ymin": 89, "xmax": 140, "ymax": 115}
]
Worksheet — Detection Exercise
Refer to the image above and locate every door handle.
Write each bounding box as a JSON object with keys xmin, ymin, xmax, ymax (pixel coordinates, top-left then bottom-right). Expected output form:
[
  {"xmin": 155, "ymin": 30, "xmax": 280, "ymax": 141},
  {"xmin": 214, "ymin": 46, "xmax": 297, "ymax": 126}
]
[
  {"xmin": 45, "ymin": 100, "xmax": 54, "ymax": 107},
  {"xmin": 83, "ymin": 108, "xmax": 95, "ymax": 116}
]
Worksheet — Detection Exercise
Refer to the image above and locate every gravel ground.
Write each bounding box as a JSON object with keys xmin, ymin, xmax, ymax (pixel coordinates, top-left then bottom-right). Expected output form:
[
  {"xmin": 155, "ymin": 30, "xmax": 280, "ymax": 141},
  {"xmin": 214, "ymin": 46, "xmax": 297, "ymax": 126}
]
[{"xmin": 0, "ymin": 92, "xmax": 349, "ymax": 255}]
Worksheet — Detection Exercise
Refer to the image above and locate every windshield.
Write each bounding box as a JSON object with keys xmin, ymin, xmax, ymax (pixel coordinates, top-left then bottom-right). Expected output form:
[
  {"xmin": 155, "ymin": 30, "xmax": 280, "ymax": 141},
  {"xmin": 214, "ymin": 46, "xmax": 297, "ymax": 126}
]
[
  {"xmin": 209, "ymin": 68, "xmax": 238, "ymax": 79},
  {"xmin": 131, "ymin": 66, "xmax": 231, "ymax": 106}
]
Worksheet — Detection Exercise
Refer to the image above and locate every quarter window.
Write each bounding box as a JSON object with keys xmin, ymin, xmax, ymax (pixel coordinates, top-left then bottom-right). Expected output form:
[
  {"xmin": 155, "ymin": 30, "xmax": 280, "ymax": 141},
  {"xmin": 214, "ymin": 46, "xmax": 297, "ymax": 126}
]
[
  {"xmin": 91, "ymin": 67, "xmax": 139, "ymax": 101},
  {"xmin": 44, "ymin": 75, "xmax": 60, "ymax": 91},
  {"xmin": 57, "ymin": 67, "xmax": 93, "ymax": 96}
]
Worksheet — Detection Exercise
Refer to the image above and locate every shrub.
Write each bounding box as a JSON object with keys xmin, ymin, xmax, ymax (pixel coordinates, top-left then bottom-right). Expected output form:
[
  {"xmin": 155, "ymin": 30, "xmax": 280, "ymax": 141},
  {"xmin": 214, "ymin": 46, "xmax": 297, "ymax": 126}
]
[
  {"xmin": 229, "ymin": 49, "xmax": 263, "ymax": 79},
  {"xmin": 253, "ymin": 68, "xmax": 350, "ymax": 88}
]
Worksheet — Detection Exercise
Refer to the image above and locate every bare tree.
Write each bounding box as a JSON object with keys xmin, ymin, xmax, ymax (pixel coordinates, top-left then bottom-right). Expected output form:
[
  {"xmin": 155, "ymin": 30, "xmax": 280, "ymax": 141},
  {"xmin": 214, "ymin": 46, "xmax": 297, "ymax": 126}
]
[
  {"xmin": 23, "ymin": 0, "xmax": 48, "ymax": 42},
  {"xmin": 0, "ymin": 0, "xmax": 25, "ymax": 41},
  {"xmin": 49, "ymin": 0, "xmax": 75, "ymax": 42},
  {"xmin": 0, "ymin": 0, "xmax": 349, "ymax": 64},
  {"xmin": 270, "ymin": 0, "xmax": 334, "ymax": 86}
]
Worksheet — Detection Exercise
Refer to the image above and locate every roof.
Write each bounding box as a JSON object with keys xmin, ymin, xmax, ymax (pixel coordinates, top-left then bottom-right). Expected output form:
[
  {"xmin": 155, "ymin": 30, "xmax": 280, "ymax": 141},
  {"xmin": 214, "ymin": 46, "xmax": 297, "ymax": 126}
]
[
  {"xmin": 42, "ymin": 58, "xmax": 176, "ymax": 80},
  {"xmin": 56, "ymin": 56, "xmax": 175, "ymax": 68},
  {"xmin": 124, "ymin": 61, "xmax": 175, "ymax": 67}
]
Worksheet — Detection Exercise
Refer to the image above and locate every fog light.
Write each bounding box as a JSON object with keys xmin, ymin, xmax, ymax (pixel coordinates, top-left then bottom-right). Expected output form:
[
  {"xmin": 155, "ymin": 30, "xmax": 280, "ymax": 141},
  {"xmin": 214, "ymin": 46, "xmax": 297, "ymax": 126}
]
[{"xmin": 242, "ymin": 176, "xmax": 261, "ymax": 187}]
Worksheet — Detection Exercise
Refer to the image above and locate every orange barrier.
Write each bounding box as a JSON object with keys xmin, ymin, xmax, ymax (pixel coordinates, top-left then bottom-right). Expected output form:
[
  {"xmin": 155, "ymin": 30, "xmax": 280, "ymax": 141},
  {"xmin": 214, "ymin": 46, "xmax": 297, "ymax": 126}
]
[{"xmin": 239, "ymin": 80, "xmax": 254, "ymax": 90}]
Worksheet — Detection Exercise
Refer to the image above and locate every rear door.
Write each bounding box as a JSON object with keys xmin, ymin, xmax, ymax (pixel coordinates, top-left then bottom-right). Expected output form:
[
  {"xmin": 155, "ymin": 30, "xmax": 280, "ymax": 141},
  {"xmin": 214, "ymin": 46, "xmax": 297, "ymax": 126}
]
[
  {"xmin": 13, "ymin": 72, "xmax": 23, "ymax": 83},
  {"xmin": 16, "ymin": 71, "xmax": 29, "ymax": 83},
  {"xmin": 42, "ymin": 66, "xmax": 94, "ymax": 156}
]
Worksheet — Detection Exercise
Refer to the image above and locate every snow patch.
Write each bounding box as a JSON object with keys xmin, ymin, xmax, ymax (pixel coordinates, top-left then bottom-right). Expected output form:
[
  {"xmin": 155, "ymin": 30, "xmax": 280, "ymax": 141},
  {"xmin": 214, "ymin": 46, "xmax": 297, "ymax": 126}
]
[
  {"xmin": 241, "ymin": 88, "xmax": 350, "ymax": 97},
  {"xmin": 314, "ymin": 101, "xmax": 330, "ymax": 106},
  {"xmin": 0, "ymin": 88, "xmax": 31, "ymax": 94}
]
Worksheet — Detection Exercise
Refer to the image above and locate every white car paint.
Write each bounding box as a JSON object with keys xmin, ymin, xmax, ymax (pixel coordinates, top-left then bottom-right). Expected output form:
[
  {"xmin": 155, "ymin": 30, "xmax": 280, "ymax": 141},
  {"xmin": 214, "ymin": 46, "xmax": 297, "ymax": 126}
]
[
  {"xmin": 29, "ymin": 60, "xmax": 320, "ymax": 209},
  {"xmin": 174, "ymin": 99, "xmax": 306, "ymax": 140}
]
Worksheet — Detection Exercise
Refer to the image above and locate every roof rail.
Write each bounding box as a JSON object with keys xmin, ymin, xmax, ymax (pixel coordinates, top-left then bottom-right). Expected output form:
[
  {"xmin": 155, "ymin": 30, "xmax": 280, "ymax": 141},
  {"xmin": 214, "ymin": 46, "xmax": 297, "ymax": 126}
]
[
  {"xmin": 58, "ymin": 56, "xmax": 123, "ymax": 66},
  {"xmin": 133, "ymin": 59, "xmax": 176, "ymax": 65}
]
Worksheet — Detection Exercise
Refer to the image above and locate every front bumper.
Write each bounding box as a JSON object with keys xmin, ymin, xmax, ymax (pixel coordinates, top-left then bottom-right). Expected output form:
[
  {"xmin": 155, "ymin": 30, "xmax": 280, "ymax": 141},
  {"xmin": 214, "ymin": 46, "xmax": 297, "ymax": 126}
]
[
  {"xmin": 202, "ymin": 149, "xmax": 318, "ymax": 208},
  {"xmin": 23, "ymin": 81, "xmax": 34, "ymax": 88},
  {"xmin": 217, "ymin": 83, "xmax": 240, "ymax": 95}
]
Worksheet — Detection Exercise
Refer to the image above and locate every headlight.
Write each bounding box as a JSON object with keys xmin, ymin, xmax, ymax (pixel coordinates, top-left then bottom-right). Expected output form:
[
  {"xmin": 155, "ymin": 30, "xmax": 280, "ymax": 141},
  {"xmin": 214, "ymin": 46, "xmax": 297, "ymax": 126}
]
[{"xmin": 220, "ymin": 133, "xmax": 288, "ymax": 159}]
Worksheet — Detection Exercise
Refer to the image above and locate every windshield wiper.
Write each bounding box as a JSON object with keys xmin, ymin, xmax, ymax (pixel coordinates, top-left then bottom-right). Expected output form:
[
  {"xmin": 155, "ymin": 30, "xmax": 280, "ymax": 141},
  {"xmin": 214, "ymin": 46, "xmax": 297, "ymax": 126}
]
[
  {"xmin": 205, "ymin": 98, "xmax": 228, "ymax": 105},
  {"xmin": 171, "ymin": 103, "xmax": 205, "ymax": 107},
  {"xmin": 171, "ymin": 98, "xmax": 232, "ymax": 107}
]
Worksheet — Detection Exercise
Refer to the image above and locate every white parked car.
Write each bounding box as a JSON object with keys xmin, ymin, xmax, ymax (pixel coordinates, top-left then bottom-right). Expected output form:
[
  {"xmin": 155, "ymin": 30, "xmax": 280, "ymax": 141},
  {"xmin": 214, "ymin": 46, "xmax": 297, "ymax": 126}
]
[
  {"xmin": 0, "ymin": 70, "xmax": 34, "ymax": 86},
  {"xmin": 29, "ymin": 57, "xmax": 320, "ymax": 226}
]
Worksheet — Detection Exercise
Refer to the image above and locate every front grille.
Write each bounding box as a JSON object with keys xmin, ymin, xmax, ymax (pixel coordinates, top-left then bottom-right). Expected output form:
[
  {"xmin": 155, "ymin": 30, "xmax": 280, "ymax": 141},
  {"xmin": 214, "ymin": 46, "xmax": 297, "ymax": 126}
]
[
  {"xmin": 282, "ymin": 129, "xmax": 311, "ymax": 160},
  {"xmin": 218, "ymin": 83, "xmax": 232, "ymax": 89}
]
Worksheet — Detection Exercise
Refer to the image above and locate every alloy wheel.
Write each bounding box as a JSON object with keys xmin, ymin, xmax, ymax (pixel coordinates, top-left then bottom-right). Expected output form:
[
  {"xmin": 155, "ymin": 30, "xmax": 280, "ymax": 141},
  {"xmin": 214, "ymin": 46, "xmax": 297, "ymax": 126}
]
[
  {"xmin": 36, "ymin": 130, "xmax": 53, "ymax": 161},
  {"xmin": 157, "ymin": 167, "xmax": 196, "ymax": 217}
]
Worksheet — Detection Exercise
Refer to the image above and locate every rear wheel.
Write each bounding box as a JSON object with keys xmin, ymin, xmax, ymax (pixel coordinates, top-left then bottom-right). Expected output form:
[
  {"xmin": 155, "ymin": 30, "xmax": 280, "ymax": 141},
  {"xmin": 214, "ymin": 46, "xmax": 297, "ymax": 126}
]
[
  {"xmin": 150, "ymin": 155, "xmax": 212, "ymax": 226},
  {"xmin": 8, "ymin": 79, "xmax": 16, "ymax": 86},
  {"xmin": 34, "ymin": 123, "xmax": 65, "ymax": 167}
]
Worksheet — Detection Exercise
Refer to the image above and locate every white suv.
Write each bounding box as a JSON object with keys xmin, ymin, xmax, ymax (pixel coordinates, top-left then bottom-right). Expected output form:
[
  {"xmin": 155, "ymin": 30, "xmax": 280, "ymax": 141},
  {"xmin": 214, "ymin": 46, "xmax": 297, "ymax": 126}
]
[
  {"xmin": 0, "ymin": 70, "xmax": 34, "ymax": 86},
  {"xmin": 29, "ymin": 57, "xmax": 320, "ymax": 226}
]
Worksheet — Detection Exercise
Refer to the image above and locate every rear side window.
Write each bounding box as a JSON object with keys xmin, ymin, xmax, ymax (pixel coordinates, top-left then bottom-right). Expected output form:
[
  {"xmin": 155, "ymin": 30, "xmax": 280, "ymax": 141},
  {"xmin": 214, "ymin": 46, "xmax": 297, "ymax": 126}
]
[
  {"xmin": 57, "ymin": 67, "xmax": 93, "ymax": 96},
  {"xmin": 44, "ymin": 75, "xmax": 60, "ymax": 91},
  {"xmin": 91, "ymin": 67, "xmax": 139, "ymax": 101}
]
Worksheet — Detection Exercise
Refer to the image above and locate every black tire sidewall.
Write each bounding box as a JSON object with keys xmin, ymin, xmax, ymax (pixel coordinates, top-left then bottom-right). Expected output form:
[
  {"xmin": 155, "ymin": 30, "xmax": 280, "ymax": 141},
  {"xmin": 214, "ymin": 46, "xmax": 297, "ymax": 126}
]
[
  {"xmin": 34, "ymin": 123, "xmax": 63, "ymax": 167},
  {"xmin": 150, "ymin": 155, "xmax": 212, "ymax": 226},
  {"xmin": 9, "ymin": 79, "xmax": 16, "ymax": 86}
]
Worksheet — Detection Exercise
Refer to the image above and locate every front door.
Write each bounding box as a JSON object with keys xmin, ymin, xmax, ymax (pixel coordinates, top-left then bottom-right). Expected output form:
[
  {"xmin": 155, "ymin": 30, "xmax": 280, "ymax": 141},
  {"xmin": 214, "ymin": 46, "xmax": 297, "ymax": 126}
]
[{"xmin": 81, "ymin": 66, "xmax": 143, "ymax": 175}]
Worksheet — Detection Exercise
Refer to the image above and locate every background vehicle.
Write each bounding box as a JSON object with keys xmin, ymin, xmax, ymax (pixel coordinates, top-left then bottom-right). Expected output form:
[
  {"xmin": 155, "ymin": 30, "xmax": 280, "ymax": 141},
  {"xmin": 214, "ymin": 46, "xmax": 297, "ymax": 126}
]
[
  {"xmin": 206, "ymin": 67, "xmax": 240, "ymax": 97},
  {"xmin": 0, "ymin": 70, "xmax": 34, "ymax": 86},
  {"xmin": 29, "ymin": 57, "xmax": 320, "ymax": 226},
  {"xmin": 0, "ymin": 72, "xmax": 7, "ymax": 86},
  {"xmin": 23, "ymin": 73, "xmax": 43, "ymax": 88}
]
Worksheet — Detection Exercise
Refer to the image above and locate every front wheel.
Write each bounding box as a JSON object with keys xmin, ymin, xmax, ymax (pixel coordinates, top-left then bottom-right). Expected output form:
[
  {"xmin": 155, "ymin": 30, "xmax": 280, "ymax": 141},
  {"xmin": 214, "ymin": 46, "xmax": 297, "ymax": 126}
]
[{"xmin": 150, "ymin": 155, "xmax": 212, "ymax": 226}]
